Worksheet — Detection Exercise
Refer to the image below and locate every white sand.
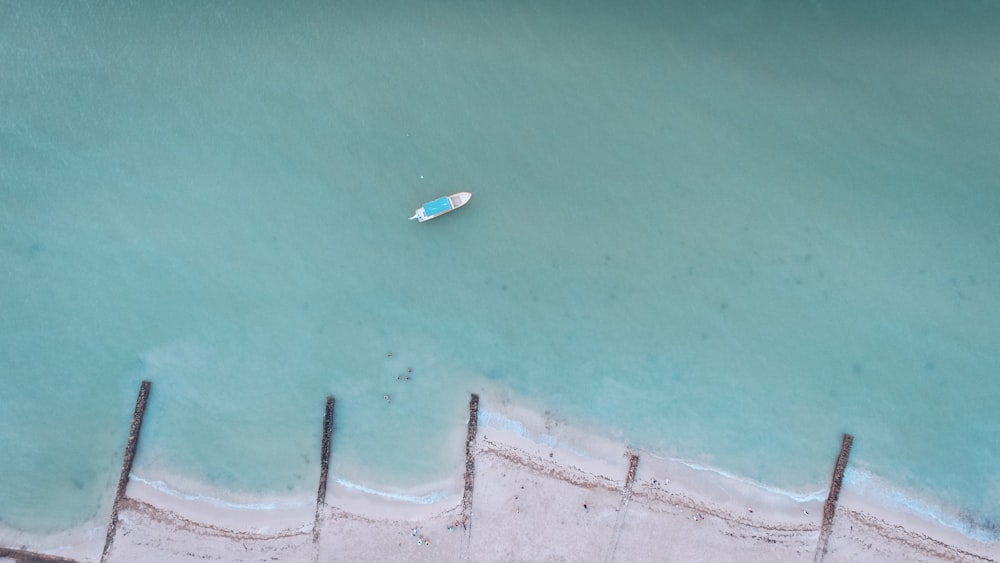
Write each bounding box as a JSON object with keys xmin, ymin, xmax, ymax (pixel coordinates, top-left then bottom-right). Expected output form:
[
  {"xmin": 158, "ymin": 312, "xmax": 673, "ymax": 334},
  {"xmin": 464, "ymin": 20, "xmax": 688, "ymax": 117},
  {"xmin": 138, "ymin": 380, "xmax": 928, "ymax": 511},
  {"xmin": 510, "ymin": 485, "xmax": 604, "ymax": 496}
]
[{"xmin": 2, "ymin": 394, "xmax": 996, "ymax": 562}]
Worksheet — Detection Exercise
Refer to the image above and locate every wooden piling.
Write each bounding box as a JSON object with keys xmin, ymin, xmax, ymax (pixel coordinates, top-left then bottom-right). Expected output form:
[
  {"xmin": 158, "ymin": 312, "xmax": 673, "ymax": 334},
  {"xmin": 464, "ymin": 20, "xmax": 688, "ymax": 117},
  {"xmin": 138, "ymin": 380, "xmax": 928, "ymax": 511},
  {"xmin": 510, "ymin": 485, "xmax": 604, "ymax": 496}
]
[
  {"xmin": 101, "ymin": 380, "xmax": 151, "ymax": 563},
  {"xmin": 461, "ymin": 393, "xmax": 480, "ymax": 522},
  {"xmin": 813, "ymin": 433, "xmax": 854, "ymax": 563},
  {"xmin": 312, "ymin": 396, "xmax": 335, "ymax": 561},
  {"xmin": 316, "ymin": 396, "xmax": 335, "ymax": 507},
  {"xmin": 604, "ymin": 453, "xmax": 640, "ymax": 563},
  {"xmin": 458, "ymin": 393, "xmax": 481, "ymax": 562},
  {"xmin": 624, "ymin": 454, "xmax": 639, "ymax": 492}
]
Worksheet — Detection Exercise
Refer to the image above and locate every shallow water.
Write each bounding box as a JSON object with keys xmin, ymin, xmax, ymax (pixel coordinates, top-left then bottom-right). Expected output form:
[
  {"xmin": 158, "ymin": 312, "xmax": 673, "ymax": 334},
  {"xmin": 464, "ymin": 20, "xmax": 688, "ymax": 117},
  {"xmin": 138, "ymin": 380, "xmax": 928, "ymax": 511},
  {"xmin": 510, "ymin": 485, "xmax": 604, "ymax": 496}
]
[{"xmin": 2, "ymin": 0, "xmax": 999, "ymax": 539}]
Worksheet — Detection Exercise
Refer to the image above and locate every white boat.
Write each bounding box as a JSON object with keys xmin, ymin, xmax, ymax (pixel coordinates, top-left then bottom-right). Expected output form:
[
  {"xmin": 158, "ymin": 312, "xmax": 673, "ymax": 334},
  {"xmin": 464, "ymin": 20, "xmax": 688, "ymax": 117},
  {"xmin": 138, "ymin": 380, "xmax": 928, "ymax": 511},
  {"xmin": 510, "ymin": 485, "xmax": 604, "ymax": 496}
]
[{"xmin": 409, "ymin": 192, "xmax": 472, "ymax": 222}]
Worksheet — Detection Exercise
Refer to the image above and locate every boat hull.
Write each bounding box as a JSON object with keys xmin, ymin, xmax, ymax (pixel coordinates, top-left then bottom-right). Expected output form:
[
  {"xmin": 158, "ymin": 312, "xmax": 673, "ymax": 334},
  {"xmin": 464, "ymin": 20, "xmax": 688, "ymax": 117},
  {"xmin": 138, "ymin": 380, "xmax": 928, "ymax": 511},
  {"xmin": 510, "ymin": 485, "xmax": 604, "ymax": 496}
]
[{"xmin": 410, "ymin": 192, "xmax": 472, "ymax": 222}]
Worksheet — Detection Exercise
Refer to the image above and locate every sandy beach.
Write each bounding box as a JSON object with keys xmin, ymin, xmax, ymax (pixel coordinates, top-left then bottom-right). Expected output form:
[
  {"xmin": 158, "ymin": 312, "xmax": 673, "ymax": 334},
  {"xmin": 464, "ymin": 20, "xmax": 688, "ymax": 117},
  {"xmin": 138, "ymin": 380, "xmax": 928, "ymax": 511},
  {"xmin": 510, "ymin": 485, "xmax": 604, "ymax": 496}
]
[{"xmin": 1, "ymin": 394, "xmax": 996, "ymax": 563}]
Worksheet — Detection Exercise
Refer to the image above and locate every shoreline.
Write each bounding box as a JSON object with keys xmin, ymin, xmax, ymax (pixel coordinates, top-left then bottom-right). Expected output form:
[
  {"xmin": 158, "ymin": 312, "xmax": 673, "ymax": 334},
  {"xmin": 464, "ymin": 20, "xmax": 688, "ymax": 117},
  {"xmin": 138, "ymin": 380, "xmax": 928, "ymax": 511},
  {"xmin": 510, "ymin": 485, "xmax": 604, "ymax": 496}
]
[{"xmin": 1, "ymin": 393, "xmax": 996, "ymax": 562}]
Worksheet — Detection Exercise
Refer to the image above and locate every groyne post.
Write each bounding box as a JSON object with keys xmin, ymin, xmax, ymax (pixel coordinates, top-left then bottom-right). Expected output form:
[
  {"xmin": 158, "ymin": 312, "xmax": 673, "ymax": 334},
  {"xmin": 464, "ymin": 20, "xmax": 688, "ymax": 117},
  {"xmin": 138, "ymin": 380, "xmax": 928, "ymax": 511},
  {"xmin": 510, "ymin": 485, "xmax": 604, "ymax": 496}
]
[
  {"xmin": 101, "ymin": 380, "xmax": 152, "ymax": 563},
  {"xmin": 312, "ymin": 396, "xmax": 335, "ymax": 561},
  {"xmin": 624, "ymin": 454, "xmax": 639, "ymax": 493},
  {"xmin": 605, "ymin": 453, "xmax": 640, "ymax": 563},
  {"xmin": 813, "ymin": 433, "xmax": 854, "ymax": 563},
  {"xmin": 316, "ymin": 396, "xmax": 335, "ymax": 507},
  {"xmin": 461, "ymin": 393, "xmax": 480, "ymax": 523},
  {"xmin": 459, "ymin": 394, "xmax": 480, "ymax": 562}
]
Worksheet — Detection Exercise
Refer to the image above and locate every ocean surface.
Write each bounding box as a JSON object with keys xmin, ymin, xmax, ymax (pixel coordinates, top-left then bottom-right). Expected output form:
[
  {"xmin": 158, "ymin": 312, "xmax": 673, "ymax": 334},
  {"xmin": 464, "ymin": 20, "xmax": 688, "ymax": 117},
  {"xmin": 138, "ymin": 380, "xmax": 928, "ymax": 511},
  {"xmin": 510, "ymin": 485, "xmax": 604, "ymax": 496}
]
[{"xmin": 2, "ymin": 0, "xmax": 999, "ymax": 541}]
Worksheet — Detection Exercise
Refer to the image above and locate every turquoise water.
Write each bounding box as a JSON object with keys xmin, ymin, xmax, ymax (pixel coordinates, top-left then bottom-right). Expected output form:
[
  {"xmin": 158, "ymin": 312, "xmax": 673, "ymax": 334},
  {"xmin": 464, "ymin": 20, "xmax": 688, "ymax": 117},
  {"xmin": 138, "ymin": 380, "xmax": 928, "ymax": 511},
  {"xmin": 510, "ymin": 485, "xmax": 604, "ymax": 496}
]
[{"xmin": 2, "ymin": 0, "xmax": 999, "ymax": 540}]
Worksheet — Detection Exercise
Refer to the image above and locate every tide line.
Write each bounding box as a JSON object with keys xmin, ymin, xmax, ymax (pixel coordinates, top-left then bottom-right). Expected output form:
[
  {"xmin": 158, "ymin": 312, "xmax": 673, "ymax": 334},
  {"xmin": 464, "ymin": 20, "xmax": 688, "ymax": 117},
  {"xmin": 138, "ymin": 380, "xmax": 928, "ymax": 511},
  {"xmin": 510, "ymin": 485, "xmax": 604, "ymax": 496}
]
[
  {"xmin": 844, "ymin": 467, "xmax": 998, "ymax": 543},
  {"xmin": 477, "ymin": 408, "xmax": 559, "ymax": 448},
  {"xmin": 481, "ymin": 408, "xmax": 829, "ymax": 504},
  {"xmin": 333, "ymin": 479, "xmax": 452, "ymax": 505},
  {"xmin": 128, "ymin": 475, "xmax": 311, "ymax": 512},
  {"xmin": 673, "ymin": 456, "xmax": 829, "ymax": 503}
]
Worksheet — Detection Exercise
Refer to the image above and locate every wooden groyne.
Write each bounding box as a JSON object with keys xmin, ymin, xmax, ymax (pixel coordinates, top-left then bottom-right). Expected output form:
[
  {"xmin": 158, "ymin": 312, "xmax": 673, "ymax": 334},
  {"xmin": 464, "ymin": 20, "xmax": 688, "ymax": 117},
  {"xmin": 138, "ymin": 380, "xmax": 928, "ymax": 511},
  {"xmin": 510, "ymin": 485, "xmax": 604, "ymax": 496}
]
[
  {"xmin": 624, "ymin": 454, "xmax": 639, "ymax": 493},
  {"xmin": 814, "ymin": 433, "xmax": 854, "ymax": 563},
  {"xmin": 101, "ymin": 380, "xmax": 152, "ymax": 563},
  {"xmin": 604, "ymin": 453, "xmax": 641, "ymax": 563},
  {"xmin": 312, "ymin": 396, "xmax": 335, "ymax": 561},
  {"xmin": 316, "ymin": 396, "xmax": 335, "ymax": 507},
  {"xmin": 824, "ymin": 434, "xmax": 854, "ymax": 527},
  {"xmin": 461, "ymin": 393, "xmax": 480, "ymax": 522}
]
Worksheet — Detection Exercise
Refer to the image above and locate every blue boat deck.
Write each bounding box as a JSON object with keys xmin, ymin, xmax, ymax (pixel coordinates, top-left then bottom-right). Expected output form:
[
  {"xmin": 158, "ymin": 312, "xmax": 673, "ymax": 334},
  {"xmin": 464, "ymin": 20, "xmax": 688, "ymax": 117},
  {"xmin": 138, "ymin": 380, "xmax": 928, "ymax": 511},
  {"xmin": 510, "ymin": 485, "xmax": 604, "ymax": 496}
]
[{"xmin": 423, "ymin": 196, "xmax": 453, "ymax": 217}]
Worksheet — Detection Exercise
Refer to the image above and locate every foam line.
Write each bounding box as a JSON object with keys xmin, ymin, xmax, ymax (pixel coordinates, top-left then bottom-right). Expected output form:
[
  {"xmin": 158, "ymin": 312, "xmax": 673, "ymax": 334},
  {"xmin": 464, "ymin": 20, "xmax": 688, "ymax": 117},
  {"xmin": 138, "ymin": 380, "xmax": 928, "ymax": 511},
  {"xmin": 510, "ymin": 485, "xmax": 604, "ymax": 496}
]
[
  {"xmin": 672, "ymin": 456, "xmax": 829, "ymax": 503},
  {"xmin": 844, "ymin": 468, "xmax": 997, "ymax": 543},
  {"xmin": 333, "ymin": 479, "xmax": 451, "ymax": 505},
  {"xmin": 477, "ymin": 408, "xmax": 559, "ymax": 448},
  {"xmin": 129, "ymin": 475, "xmax": 309, "ymax": 511}
]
